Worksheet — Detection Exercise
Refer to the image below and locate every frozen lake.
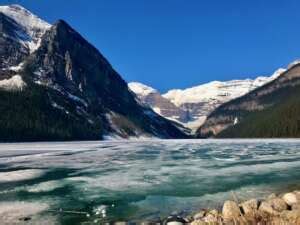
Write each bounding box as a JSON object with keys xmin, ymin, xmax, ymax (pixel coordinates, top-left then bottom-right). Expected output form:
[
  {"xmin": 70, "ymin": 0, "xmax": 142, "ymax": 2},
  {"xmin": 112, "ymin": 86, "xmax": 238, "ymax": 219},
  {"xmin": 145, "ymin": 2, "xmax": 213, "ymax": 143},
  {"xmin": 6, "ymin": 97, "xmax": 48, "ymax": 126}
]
[{"xmin": 0, "ymin": 139, "xmax": 300, "ymax": 224}]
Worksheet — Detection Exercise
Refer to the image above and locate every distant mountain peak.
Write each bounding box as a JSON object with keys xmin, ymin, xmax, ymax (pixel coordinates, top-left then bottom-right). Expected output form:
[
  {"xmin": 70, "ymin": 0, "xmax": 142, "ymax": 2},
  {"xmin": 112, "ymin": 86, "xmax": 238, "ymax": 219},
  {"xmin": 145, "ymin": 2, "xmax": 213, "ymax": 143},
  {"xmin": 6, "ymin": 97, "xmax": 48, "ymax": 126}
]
[
  {"xmin": 196, "ymin": 61, "xmax": 300, "ymax": 138},
  {"xmin": 130, "ymin": 67, "xmax": 284, "ymax": 131},
  {"xmin": 162, "ymin": 68, "xmax": 283, "ymax": 107}
]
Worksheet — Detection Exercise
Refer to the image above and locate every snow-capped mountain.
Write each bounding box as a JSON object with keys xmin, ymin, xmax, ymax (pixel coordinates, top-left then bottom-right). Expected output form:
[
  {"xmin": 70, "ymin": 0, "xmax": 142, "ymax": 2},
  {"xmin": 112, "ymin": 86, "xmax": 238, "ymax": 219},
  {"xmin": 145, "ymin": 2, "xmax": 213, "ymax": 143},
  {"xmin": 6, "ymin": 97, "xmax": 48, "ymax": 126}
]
[
  {"xmin": 197, "ymin": 61, "xmax": 300, "ymax": 138},
  {"xmin": 0, "ymin": 5, "xmax": 50, "ymax": 52},
  {"xmin": 0, "ymin": 4, "xmax": 188, "ymax": 141},
  {"xmin": 129, "ymin": 82, "xmax": 189, "ymax": 123},
  {"xmin": 0, "ymin": 4, "xmax": 50, "ymax": 78},
  {"xmin": 129, "ymin": 68, "xmax": 286, "ymax": 130}
]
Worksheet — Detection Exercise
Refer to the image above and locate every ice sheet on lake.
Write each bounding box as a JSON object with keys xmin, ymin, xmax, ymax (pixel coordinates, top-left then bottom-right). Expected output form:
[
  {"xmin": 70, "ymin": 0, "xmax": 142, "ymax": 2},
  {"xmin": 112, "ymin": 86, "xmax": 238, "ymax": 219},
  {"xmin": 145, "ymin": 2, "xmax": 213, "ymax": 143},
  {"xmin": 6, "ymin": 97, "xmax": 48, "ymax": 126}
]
[
  {"xmin": 0, "ymin": 201, "xmax": 58, "ymax": 225},
  {"xmin": 0, "ymin": 139, "xmax": 300, "ymax": 222},
  {"xmin": 0, "ymin": 169, "xmax": 45, "ymax": 182},
  {"xmin": 27, "ymin": 180, "xmax": 64, "ymax": 193}
]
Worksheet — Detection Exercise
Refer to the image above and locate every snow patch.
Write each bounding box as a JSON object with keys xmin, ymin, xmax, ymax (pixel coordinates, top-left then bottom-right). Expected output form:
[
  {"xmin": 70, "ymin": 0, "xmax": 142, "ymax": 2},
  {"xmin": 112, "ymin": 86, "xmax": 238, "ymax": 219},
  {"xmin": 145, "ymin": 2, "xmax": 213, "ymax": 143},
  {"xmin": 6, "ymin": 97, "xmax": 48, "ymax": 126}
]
[
  {"xmin": 163, "ymin": 68, "xmax": 284, "ymax": 107},
  {"xmin": 27, "ymin": 180, "xmax": 64, "ymax": 193},
  {"xmin": 153, "ymin": 107, "xmax": 161, "ymax": 114},
  {"xmin": 0, "ymin": 4, "xmax": 51, "ymax": 52},
  {"xmin": 51, "ymin": 102, "xmax": 69, "ymax": 115},
  {"xmin": 67, "ymin": 93, "xmax": 88, "ymax": 108},
  {"xmin": 128, "ymin": 82, "xmax": 158, "ymax": 96},
  {"xmin": 8, "ymin": 62, "xmax": 24, "ymax": 72},
  {"xmin": 288, "ymin": 59, "xmax": 300, "ymax": 68},
  {"xmin": 234, "ymin": 117, "xmax": 239, "ymax": 125},
  {"xmin": 163, "ymin": 76, "xmax": 274, "ymax": 106},
  {"xmin": 0, "ymin": 169, "xmax": 45, "ymax": 182},
  {"xmin": 0, "ymin": 201, "xmax": 51, "ymax": 225},
  {"xmin": 0, "ymin": 75, "xmax": 26, "ymax": 91}
]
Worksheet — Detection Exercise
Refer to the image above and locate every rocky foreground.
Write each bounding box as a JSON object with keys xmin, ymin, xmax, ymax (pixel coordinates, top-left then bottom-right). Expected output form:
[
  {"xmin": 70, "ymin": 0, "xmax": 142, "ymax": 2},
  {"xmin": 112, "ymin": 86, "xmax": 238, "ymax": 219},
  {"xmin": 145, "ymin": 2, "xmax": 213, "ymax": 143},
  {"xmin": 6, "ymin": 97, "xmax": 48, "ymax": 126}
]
[{"xmin": 188, "ymin": 190, "xmax": 300, "ymax": 225}]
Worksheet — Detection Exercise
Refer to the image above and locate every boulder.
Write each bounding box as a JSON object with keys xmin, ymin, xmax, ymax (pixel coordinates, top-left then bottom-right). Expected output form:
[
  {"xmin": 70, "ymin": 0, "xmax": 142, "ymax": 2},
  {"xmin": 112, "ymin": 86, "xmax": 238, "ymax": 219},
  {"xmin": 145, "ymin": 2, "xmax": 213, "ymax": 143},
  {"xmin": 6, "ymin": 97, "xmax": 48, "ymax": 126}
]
[
  {"xmin": 190, "ymin": 220, "xmax": 207, "ymax": 225},
  {"xmin": 193, "ymin": 211, "xmax": 206, "ymax": 220},
  {"xmin": 281, "ymin": 209, "xmax": 300, "ymax": 223},
  {"xmin": 240, "ymin": 199, "xmax": 258, "ymax": 215},
  {"xmin": 222, "ymin": 201, "xmax": 241, "ymax": 220},
  {"xmin": 258, "ymin": 201, "xmax": 279, "ymax": 216},
  {"xmin": 208, "ymin": 209, "xmax": 219, "ymax": 217},
  {"xmin": 282, "ymin": 192, "xmax": 298, "ymax": 206},
  {"xmin": 267, "ymin": 193, "xmax": 277, "ymax": 200},
  {"xmin": 292, "ymin": 203, "xmax": 300, "ymax": 211},
  {"xmin": 267, "ymin": 198, "xmax": 288, "ymax": 212},
  {"xmin": 203, "ymin": 214, "xmax": 218, "ymax": 223}
]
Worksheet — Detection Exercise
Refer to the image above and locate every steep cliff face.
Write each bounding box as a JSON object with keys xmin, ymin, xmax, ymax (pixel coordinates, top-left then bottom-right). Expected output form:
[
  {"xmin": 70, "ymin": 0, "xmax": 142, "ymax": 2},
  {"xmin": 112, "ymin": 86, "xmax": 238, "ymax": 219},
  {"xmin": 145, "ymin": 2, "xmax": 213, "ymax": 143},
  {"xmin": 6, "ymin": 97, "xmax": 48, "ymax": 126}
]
[
  {"xmin": 0, "ymin": 12, "xmax": 29, "ymax": 77},
  {"xmin": 196, "ymin": 63, "xmax": 300, "ymax": 138},
  {"xmin": 0, "ymin": 5, "xmax": 188, "ymax": 141}
]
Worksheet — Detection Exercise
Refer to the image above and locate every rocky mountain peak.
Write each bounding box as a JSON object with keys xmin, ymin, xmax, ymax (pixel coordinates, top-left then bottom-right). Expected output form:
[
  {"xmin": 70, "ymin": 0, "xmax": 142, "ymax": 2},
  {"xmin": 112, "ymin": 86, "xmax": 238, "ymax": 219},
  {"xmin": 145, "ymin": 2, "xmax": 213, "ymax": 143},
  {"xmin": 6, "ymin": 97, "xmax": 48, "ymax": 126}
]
[
  {"xmin": 28, "ymin": 18, "xmax": 127, "ymax": 104},
  {"xmin": 15, "ymin": 12, "xmax": 188, "ymax": 140},
  {"xmin": 129, "ymin": 68, "xmax": 283, "ymax": 131},
  {"xmin": 0, "ymin": 4, "xmax": 50, "ymax": 52}
]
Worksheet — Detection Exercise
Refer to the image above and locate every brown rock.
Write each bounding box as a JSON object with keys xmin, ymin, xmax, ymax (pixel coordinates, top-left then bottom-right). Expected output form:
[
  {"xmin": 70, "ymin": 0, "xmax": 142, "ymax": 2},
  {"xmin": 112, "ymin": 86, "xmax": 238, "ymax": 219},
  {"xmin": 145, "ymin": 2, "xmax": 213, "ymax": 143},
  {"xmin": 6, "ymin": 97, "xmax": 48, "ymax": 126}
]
[
  {"xmin": 222, "ymin": 200, "xmax": 241, "ymax": 220},
  {"xmin": 203, "ymin": 214, "xmax": 218, "ymax": 223},
  {"xmin": 292, "ymin": 203, "xmax": 300, "ymax": 211},
  {"xmin": 282, "ymin": 192, "xmax": 299, "ymax": 206},
  {"xmin": 258, "ymin": 201, "xmax": 279, "ymax": 216},
  {"xmin": 240, "ymin": 199, "xmax": 258, "ymax": 215},
  {"xmin": 208, "ymin": 209, "xmax": 219, "ymax": 217},
  {"xmin": 190, "ymin": 220, "xmax": 207, "ymax": 225},
  {"xmin": 267, "ymin": 193, "xmax": 277, "ymax": 200},
  {"xmin": 267, "ymin": 197, "xmax": 288, "ymax": 212},
  {"xmin": 281, "ymin": 209, "xmax": 300, "ymax": 223}
]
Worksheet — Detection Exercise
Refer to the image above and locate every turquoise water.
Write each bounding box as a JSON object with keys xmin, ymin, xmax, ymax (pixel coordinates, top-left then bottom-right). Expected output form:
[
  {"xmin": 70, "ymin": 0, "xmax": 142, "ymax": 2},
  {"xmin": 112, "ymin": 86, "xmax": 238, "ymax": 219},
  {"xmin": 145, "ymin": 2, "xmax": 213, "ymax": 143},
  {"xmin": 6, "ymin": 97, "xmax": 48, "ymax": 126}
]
[{"xmin": 0, "ymin": 139, "xmax": 300, "ymax": 224}]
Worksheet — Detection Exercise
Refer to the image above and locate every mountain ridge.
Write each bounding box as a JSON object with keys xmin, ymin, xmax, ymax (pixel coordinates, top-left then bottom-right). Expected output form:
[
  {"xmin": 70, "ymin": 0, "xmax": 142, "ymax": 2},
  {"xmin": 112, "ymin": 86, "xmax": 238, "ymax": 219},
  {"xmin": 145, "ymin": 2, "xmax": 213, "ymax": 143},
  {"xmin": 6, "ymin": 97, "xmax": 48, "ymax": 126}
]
[
  {"xmin": 196, "ymin": 61, "xmax": 300, "ymax": 138},
  {"xmin": 129, "ymin": 68, "xmax": 285, "ymax": 130},
  {"xmin": 0, "ymin": 4, "xmax": 188, "ymax": 141}
]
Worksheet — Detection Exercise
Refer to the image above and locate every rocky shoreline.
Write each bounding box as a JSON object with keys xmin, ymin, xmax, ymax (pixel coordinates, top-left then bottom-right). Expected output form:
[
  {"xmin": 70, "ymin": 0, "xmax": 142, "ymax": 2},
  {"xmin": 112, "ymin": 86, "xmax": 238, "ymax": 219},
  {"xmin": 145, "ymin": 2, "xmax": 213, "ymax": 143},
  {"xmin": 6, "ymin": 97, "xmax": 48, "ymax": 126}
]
[
  {"xmin": 108, "ymin": 190, "xmax": 300, "ymax": 225},
  {"xmin": 186, "ymin": 190, "xmax": 300, "ymax": 225}
]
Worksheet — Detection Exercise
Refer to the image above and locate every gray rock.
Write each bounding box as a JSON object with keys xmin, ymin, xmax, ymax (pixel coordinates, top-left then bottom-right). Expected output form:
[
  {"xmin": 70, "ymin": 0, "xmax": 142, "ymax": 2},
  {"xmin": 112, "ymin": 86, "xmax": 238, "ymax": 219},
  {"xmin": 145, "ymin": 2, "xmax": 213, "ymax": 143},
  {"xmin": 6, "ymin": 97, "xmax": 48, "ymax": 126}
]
[{"xmin": 193, "ymin": 211, "xmax": 206, "ymax": 220}]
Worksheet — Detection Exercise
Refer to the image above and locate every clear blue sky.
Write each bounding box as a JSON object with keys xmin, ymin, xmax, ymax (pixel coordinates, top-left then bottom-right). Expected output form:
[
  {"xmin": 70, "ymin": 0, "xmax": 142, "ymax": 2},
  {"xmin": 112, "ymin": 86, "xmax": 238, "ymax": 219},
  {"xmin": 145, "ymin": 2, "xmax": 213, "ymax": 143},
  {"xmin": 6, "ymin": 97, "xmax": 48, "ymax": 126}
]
[{"xmin": 1, "ymin": 0, "xmax": 300, "ymax": 92}]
